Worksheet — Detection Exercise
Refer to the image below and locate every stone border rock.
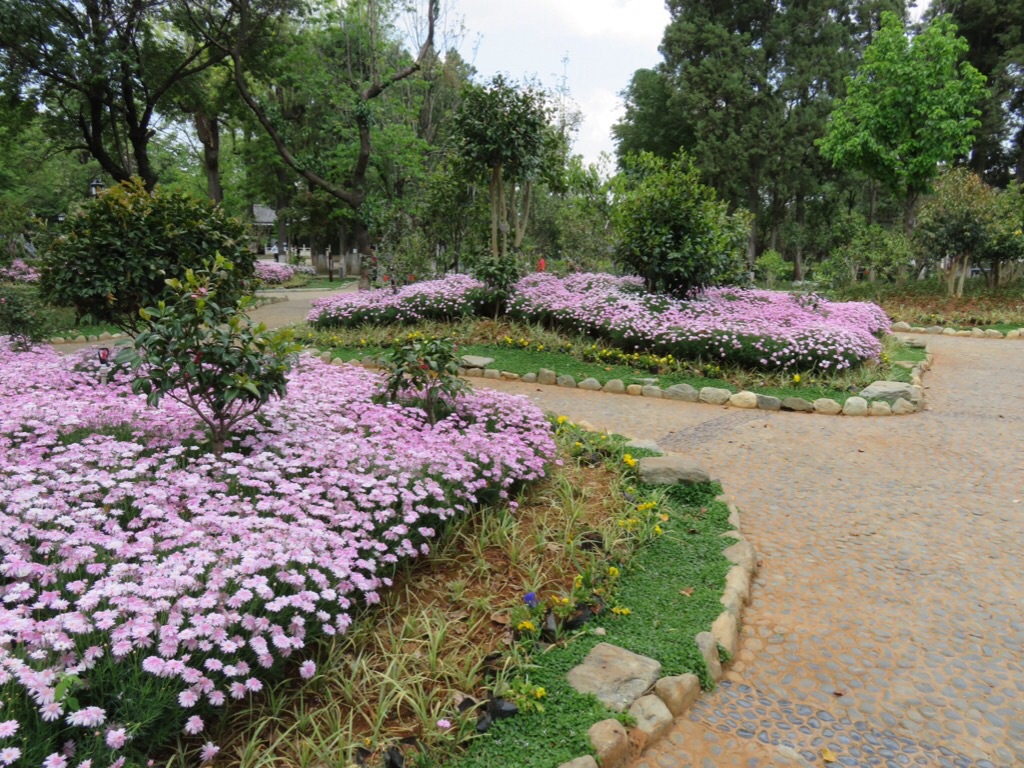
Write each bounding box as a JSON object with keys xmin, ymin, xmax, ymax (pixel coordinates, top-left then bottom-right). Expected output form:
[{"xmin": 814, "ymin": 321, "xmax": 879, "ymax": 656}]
[
  {"xmin": 557, "ymin": 466, "xmax": 759, "ymax": 768},
  {"xmin": 47, "ymin": 331, "xmax": 128, "ymax": 345},
  {"xmin": 458, "ymin": 360, "xmax": 932, "ymax": 417},
  {"xmin": 336, "ymin": 354, "xmax": 933, "ymax": 416},
  {"xmin": 892, "ymin": 321, "xmax": 1024, "ymax": 339}
]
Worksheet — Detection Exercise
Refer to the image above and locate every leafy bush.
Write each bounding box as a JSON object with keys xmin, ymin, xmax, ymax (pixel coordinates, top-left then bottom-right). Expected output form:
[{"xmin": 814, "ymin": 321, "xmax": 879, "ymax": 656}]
[
  {"xmin": 40, "ymin": 178, "xmax": 255, "ymax": 332},
  {"xmin": 611, "ymin": 151, "xmax": 749, "ymax": 298},
  {"xmin": 754, "ymin": 250, "xmax": 792, "ymax": 287},
  {"xmin": 376, "ymin": 336, "xmax": 469, "ymax": 423},
  {"xmin": 116, "ymin": 256, "xmax": 298, "ymax": 455},
  {"xmin": 0, "ymin": 286, "xmax": 47, "ymax": 350}
]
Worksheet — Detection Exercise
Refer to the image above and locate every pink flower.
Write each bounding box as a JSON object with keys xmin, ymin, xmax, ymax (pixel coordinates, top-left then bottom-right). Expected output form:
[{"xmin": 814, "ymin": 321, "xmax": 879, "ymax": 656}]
[
  {"xmin": 0, "ymin": 748, "xmax": 21, "ymax": 766},
  {"xmin": 66, "ymin": 706, "xmax": 106, "ymax": 727},
  {"xmin": 184, "ymin": 716, "xmax": 204, "ymax": 735},
  {"xmin": 42, "ymin": 754, "xmax": 67, "ymax": 768},
  {"xmin": 299, "ymin": 661, "xmax": 316, "ymax": 679},
  {"xmin": 436, "ymin": 718, "xmax": 452, "ymax": 730},
  {"xmin": 0, "ymin": 721, "xmax": 17, "ymax": 738},
  {"xmin": 105, "ymin": 728, "xmax": 127, "ymax": 749},
  {"xmin": 199, "ymin": 743, "xmax": 221, "ymax": 763}
]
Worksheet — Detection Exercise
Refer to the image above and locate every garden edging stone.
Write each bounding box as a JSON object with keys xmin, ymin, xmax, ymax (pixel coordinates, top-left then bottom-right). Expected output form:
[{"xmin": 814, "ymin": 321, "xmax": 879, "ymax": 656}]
[{"xmin": 559, "ymin": 462, "xmax": 759, "ymax": 768}]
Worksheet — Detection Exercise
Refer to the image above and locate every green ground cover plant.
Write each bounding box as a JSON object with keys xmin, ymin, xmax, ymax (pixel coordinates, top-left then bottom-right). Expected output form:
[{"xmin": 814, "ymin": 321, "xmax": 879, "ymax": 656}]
[{"xmin": 298, "ymin": 319, "xmax": 921, "ymax": 405}]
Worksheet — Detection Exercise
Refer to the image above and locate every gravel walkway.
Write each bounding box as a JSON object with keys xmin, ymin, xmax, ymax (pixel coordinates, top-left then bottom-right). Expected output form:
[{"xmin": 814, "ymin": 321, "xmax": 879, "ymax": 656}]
[{"xmin": 475, "ymin": 336, "xmax": 1024, "ymax": 768}]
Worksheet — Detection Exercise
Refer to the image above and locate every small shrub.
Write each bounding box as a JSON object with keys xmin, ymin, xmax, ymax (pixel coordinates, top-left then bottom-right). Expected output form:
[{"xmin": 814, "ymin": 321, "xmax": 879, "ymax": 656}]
[
  {"xmin": 0, "ymin": 287, "xmax": 47, "ymax": 350},
  {"xmin": 116, "ymin": 255, "xmax": 298, "ymax": 455},
  {"xmin": 754, "ymin": 250, "xmax": 792, "ymax": 287},
  {"xmin": 376, "ymin": 336, "xmax": 469, "ymax": 424}
]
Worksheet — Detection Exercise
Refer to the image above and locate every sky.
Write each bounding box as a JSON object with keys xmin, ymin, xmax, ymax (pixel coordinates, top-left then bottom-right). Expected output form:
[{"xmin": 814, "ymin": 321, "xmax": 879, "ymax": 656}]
[{"xmin": 447, "ymin": 0, "xmax": 672, "ymax": 169}]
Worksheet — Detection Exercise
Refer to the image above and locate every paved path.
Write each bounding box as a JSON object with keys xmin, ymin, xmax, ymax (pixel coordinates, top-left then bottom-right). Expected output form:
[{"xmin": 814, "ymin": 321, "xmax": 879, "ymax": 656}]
[{"xmin": 476, "ymin": 336, "xmax": 1024, "ymax": 768}]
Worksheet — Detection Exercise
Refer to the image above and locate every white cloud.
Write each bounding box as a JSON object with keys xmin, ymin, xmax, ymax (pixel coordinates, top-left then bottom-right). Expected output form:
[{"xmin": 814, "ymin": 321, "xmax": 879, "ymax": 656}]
[{"xmin": 449, "ymin": 0, "xmax": 669, "ymax": 165}]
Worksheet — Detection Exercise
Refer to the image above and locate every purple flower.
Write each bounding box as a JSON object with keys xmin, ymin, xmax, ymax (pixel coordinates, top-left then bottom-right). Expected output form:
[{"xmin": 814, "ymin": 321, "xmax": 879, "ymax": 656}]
[{"xmin": 523, "ymin": 592, "xmax": 540, "ymax": 608}]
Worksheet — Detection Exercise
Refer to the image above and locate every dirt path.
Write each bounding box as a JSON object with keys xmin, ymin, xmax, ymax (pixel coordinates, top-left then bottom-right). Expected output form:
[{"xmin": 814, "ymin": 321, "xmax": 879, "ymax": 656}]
[{"xmin": 477, "ymin": 336, "xmax": 1024, "ymax": 768}]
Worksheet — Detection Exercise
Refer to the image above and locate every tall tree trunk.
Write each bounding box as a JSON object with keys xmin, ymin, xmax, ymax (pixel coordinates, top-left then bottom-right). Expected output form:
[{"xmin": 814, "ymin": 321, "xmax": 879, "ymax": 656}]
[
  {"xmin": 274, "ymin": 166, "xmax": 290, "ymax": 259},
  {"xmin": 868, "ymin": 182, "xmax": 878, "ymax": 226},
  {"xmin": 489, "ymin": 164, "xmax": 501, "ymax": 259},
  {"xmin": 794, "ymin": 195, "xmax": 805, "ymax": 281},
  {"xmin": 194, "ymin": 111, "xmax": 223, "ymax": 203},
  {"xmin": 903, "ymin": 190, "xmax": 918, "ymax": 237}
]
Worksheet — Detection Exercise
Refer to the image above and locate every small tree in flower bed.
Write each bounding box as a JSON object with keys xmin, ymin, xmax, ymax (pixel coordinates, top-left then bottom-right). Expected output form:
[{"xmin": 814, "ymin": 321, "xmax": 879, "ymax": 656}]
[
  {"xmin": 0, "ymin": 342, "xmax": 554, "ymax": 767},
  {"xmin": 377, "ymin": 336, "xmax": 468, "ymax": 424},
  {"xmin": 308, "ymin": 274, "xmax": 487, "ymax": 328},
  {"xmin": 508, "ymin": 273, "xmax": 890, "ymax": 373},
  {"xmin": 116, "ymin": 256, "xmax": 299, "ymax": 456}
]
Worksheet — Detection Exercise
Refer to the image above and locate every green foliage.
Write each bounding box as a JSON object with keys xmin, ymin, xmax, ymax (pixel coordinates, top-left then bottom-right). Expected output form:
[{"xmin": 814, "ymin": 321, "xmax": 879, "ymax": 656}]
[
  {"xmin": 819, "ymin": 12, "xmax": 987, "ymax": 232},
  {"xmin": 470, "ymin": 251, "xmax": 524, "ymax": 315},
  {"xmin": 819, "ymin": 216, "xmax": 915, "ymax": 288},
  {"xmin": 40, "ymin": 179, "xmax": 255, "ymax": 332},
  {"xmin": 754, "ymin": 250, "xmax": 792, "ymax": 287},
  {"xmin": 115, "ymin": 255, "xmax": 298, "ymax": 455},
  {"xmin": 453, "ymin": 75, "xmax": 554, "ymax": 261},
  {"xmin": 915, "ymin": 167, "xmax": 1024, "ymax": 296},
  {"xmin": 376, "ymin": 336, "xmax": 468, "ymax": 424},
  {"xmin": 611, "ymin": 151, "xmax": 749, "ymax": 297},
  {"xmin": 0, "ymin": 286, "xmax": 46, "ymax": 349}
]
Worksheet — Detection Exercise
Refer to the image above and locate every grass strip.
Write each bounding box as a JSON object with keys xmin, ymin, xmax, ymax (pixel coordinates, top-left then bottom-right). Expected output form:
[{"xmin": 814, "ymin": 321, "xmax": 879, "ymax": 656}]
[{"xmin": 450, "ymin": 480, "xmax": 731, "ymax": 768}]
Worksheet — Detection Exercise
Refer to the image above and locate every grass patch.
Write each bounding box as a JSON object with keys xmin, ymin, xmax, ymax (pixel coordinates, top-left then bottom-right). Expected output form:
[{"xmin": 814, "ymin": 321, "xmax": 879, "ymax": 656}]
[
  {"xmin": 298, "ymin": 318, "xmax": 924, "ymax": 405},
  {"xmin": 261, "ymin": 275, "xmax": 356, "ymax": 291},
  {"xmin": 182, "ymin": 421, "xmax": 731, "ymax": 768}
]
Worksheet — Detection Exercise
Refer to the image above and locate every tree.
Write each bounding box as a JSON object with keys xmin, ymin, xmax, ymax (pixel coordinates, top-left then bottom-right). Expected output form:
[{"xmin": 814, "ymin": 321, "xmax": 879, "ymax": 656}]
[
  {"xmin": 819, "ymin": 11, "xmax": 987, "ymax": 235},
  {"xmin": 0, "ymin": 0, "xmax": 251, "ymax": 190},
  {"xmin": 930, "ymin": 0, "xmax": 1024, "ymax": 184},
  {"xmin": 197, "ymin": 0, "xmax": 439, "ymax": 259},
  {"xmin": 915, "ymin": 167, "xmax": 996, "ymax": 297},
  {"xmin": 40, "ymin": 179, "xmax": 254, "ymax": 331},
  {"xmin": 452, "ymin": 75, "xmax": 553, "ymax": 262},
  {"xmin": 611, "ymin": 151, "xmax": 749, "ymax": 298}
]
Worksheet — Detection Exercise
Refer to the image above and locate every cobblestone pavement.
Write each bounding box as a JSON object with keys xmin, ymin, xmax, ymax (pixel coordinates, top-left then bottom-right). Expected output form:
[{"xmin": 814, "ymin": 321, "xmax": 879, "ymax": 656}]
[{"xmin": 476, "ymin": 335, "xmax": 1024, "ymax": 768}]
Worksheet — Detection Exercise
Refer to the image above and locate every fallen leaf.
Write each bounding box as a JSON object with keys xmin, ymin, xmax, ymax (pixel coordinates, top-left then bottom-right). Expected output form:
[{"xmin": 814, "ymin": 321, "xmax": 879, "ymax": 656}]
[
  {"xmin": 679, "ymin": 588, "xmax": 695, "ymax": 597},
  {"xmin": 821, "ymin": 747, "xmax": 837, "ymax": 763},
  {"xmin": 833, "ymin": 689, "xmax": 845, "ymax": 697},
  {"xmin": 490, "ymin": 613, "xmax": 511, "ymax": 626}
]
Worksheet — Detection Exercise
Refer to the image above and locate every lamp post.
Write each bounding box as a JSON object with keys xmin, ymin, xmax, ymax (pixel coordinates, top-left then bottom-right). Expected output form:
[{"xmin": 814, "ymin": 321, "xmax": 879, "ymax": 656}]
[{"xmin": 88, "ymin": 178, "xmax": 105, "ymax": 198}]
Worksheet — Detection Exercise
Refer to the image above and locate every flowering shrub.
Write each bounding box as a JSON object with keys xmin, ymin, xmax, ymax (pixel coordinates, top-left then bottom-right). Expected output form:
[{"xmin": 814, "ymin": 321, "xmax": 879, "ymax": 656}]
[
  {"xmin": 0, "ymin": 341, "xmax": 554, "ymax": 767},
  {"xmin": 308, "ymin": 274, "xmax": 487, "ymax": 328},
  {"xmin": 508, "ymin": 273, "xmax": 890, "ymax": 372},
  {"xmin": 0, "ymin": 259, "xmax": 40, "ymax": 284},
  {"xmin": 254, "ymin": 261, "xmax": 296, "ymax": 284}
]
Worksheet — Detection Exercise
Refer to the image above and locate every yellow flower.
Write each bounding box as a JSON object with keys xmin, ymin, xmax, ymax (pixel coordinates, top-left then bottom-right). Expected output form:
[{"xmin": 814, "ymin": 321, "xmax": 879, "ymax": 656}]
[
  {"xmin": 654, "ymin": 525, "xmax": 663, "ymax": 535},
  {"xmin": 537, "ymin": 344, "xmax": 544, "ymax": 351},
  {"xmin": 612, "ymin": 606, "xmax": 632, "ymax": 616},
  {"xmin": 792, "ymin": 373, "xmax": 801, "ymax": 384},
  {"xmin": 517, "ymin": 620, "xmax": 536, "ymax": 632},
  {"xmin": 607, "ymin": 566, "xmax": 620, "ymax": 578},
  {"xmin": 534, "ymin": 687, "xmax": 546, "ymax": 699},
  {"xmin": 574, "ymin": 575, "xmax": 583, "ymax": 589},
  {"xmin": 557, "ymin": 415, "xmax": 568, "ymax": 425},
  {"xmin": 623, "ymin": 454, "xmax": 637, "ymax": 468}
]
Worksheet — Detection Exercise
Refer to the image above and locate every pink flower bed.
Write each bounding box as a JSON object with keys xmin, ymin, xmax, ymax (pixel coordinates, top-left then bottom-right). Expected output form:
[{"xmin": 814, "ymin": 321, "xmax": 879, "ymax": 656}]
[
  {"xmin": 0, "ymin": 259, "xmax": 40, "ymax": 284},
  {"xmin": 254, "ymin": 261, "xmax": 295, "ymax": 285},
  {"xmin": 308, "ymin": 275, "xmax": 486, "ymax": 327},
  {"xmin": 0, "ymin": 341, "xmax": 554, "ymax": 766},
  {"xmin": 508, "ymin": 273, "xmax": 890, "ymax": 371}
]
